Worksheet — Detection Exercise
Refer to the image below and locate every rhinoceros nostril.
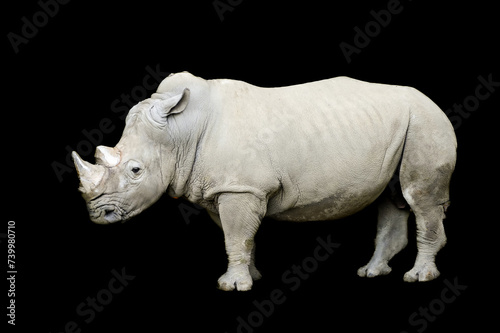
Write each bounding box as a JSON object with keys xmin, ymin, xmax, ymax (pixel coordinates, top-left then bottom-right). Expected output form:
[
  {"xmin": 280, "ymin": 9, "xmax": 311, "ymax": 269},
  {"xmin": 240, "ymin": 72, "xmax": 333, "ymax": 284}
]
[{"xmin": 104, "ymin": 208, "xmax": 114, "ymax": 216}]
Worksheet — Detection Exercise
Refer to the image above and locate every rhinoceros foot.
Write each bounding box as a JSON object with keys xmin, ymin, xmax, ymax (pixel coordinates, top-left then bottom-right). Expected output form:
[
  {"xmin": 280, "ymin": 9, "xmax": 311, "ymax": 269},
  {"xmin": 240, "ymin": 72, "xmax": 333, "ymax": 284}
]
[
  {"xmin": 404, "ymin": 262, "xmax": 440, "ymax": 282},
  {"xmin": 217, "ymin": 264, "xmax": 253, "ymax": 291},
  {"xmin": 357, "ymin": 261, "xmax": 392, "ymax": 278}
]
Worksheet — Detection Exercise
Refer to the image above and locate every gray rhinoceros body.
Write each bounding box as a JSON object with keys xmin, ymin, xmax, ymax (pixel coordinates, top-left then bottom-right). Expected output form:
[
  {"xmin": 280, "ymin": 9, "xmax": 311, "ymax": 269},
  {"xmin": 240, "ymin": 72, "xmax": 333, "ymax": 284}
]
[{"xmin": 73, "ymin": 72, "xmax": 457, "ymax": 291}]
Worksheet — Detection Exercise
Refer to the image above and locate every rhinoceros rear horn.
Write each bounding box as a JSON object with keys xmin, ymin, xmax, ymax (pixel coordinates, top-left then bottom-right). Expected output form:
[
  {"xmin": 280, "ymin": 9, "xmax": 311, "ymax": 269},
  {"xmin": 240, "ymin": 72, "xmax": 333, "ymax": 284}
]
[
  {"xmin": 71, "ymin": 151, "xmax": 106, "ymax": 194},
  {"xmin": 95, "ymin": 145, "xmax": 121, "ymax": 167}
]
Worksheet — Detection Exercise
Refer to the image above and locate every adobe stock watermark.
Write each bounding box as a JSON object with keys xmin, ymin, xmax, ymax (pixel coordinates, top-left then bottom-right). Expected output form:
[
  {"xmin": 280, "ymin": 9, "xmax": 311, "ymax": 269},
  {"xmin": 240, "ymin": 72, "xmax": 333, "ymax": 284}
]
[
  {"xmin": 7, "ymin": 0, "xmax": 72, "ymax": 54},
  {"xmin": 51, "ymin": 64, "xmax": 170, "ymax": 183},
  {"xmin": 49, "ymin": 267, "xmax": 135, "ymax": 333},
  {"xmin": 212, "ymin": 0, "xmax": 244, "ymax": 22},
  {"xmin": 445, "ymin": 73, "xmax": 499, "ymax": 130},
  {"xmin": 227, "ymin": 235, "xmax": 340, "ymax": 333},
  {"xmin": 339, "ymin": 0, "xmax": 412, "ymax": 64},
  {"xmin": 400, "ymin": 276, "xmax": 467, "ymax": 333},
  {"xmin": 177, "ymin": 200, "xmax": 204, "ymax": 225}
]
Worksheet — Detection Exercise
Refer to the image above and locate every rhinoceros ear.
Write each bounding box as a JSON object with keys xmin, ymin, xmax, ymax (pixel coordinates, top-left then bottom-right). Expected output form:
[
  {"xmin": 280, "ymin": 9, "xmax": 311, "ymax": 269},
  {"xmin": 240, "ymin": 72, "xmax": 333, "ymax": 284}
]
[{"xmin": 148, "ymin": 88, "xmax": 190, "ymax": 126}]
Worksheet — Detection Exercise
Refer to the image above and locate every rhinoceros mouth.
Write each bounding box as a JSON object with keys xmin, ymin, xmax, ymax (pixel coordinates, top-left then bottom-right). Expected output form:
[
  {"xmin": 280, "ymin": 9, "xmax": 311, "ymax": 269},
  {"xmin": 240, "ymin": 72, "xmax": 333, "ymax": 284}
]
[{"xmin": 89, "ymin": 204, "xmax": 130, "ymax": 224}]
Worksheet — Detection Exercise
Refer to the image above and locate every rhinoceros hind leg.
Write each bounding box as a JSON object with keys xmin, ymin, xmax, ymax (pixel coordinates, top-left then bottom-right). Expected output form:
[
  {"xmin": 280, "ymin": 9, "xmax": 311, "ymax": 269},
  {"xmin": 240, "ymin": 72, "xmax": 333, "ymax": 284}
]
[
  {"xmin": 399, "ymin": 162, "xmax": 453, "ymax": 282},
  {"xmin": 358, "ymin": 197, "xmax": 409, "ymax": 278},
  {"xmin": 399, "ymin": 147, "xmax": 454, "ymax": 282},
  {"xmin": 398, "ymin": 98, "xmax": 456, "ymax": 282},
  {"xmin": 402, "ymin": 201, "xmax": 448, "ymax": 282}
]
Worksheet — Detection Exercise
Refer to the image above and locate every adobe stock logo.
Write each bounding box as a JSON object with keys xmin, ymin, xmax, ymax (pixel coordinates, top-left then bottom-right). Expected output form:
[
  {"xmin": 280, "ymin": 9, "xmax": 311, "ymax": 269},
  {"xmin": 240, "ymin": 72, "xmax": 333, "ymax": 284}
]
[
  {"xmin": 445, "ymin": 73, "xmax": 499, "ymax": 130},
  {"xmin": 339, "ymin": 0, "xmax": 412, "ymax": 64},
  {"xmin": 212, "ymin": 0, "xmax": 244, "ymax": 22},
  {"xmin": 49, "ymin": 267, "xmax": 135, "ymax": 333},
  {"xmin": 7, "ymin": 0, "xmax": 71, "ymax": 54},
  {"xmin": 400, "ymin": 276, "xmax": 467, "ymax": 333}
]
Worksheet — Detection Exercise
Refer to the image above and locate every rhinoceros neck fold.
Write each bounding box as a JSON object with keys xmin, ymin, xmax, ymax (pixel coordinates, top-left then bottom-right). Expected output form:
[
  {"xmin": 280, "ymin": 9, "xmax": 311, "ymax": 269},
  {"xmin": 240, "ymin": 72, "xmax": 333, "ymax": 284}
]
[
  {"xmin": 164, "ymin": 144, "xmax": 197, "ymax": 198},
  {"xmin": 163, "ymin": 117, "xmax": 208, "ymax": 199}
]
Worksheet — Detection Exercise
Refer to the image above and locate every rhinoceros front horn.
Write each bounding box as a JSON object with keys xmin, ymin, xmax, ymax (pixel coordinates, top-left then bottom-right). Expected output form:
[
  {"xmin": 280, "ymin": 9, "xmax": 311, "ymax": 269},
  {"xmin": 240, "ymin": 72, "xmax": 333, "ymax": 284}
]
[{"xmin": 71, "ymin": 151, "xmax": 106, "ymax": 194}]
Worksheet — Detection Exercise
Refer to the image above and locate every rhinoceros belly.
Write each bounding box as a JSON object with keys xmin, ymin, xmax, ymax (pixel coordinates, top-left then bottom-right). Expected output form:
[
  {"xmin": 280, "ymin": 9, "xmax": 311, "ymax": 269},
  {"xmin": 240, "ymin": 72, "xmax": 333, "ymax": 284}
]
[{"xmin": 268, "ymin": 184, "xmax": 385, "ymax": 222}]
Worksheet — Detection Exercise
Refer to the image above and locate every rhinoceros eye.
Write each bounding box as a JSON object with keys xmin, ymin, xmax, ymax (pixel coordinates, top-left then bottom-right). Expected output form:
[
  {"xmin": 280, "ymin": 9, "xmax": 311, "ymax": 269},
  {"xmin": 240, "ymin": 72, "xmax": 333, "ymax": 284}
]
[{"xmin": 126, "ymin": 160, "xmax": 143, "ymax": 178}]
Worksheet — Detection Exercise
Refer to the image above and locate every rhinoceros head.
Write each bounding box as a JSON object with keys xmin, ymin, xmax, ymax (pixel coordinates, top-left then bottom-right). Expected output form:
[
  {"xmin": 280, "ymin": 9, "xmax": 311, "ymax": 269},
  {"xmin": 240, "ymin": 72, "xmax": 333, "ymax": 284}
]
[{"xmin": 72, "ymin": 88, "xmax": 191, "ymax": 224}]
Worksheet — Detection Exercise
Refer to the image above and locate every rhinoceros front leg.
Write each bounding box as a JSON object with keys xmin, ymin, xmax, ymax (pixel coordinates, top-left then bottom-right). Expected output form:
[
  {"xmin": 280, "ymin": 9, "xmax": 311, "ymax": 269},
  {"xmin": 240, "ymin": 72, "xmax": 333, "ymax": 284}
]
[
  {"xmin": 216, "ymin": 192, "xmax": 265, "ymax": 291},
  {"xmin": 208, "ymin": 210, "xmax": 262, "ymax": 282}
]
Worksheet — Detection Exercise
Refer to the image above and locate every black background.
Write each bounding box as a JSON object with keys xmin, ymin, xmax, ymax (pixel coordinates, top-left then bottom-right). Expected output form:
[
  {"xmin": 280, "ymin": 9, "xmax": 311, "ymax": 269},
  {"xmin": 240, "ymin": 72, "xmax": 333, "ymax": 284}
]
[{"xmin": 4, "ymin": 0, "xmax": 499, "ymax": 332}]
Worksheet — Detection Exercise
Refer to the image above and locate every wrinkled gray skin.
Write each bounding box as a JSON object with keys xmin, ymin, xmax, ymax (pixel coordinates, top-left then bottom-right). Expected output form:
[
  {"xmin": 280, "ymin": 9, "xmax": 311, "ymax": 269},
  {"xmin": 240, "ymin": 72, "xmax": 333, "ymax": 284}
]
[{"xmin": 73, "ymin": 72, "xmax": 457, "ymax": 291}]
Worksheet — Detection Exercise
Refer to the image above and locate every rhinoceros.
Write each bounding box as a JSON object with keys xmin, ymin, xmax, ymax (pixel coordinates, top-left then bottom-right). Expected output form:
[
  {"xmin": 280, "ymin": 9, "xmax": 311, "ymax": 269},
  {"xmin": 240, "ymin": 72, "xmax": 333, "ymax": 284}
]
[{"xmin": 72, "ymin": 72, "xmax": 457, "ymax": 291}]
